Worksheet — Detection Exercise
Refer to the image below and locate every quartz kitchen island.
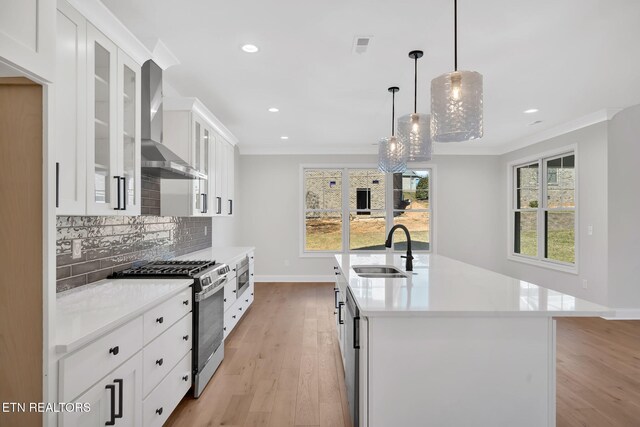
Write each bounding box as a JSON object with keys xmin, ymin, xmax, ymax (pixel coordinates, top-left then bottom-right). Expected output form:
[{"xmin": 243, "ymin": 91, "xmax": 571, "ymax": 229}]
[{"xmin": 333, "ymin": 253, "xmax": 610, "ymax": 427}]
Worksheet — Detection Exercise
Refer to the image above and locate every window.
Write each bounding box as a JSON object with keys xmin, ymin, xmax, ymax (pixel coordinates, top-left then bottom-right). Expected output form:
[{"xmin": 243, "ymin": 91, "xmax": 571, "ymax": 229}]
[
  {"xmin": 302, "ymin": 167, "xmax": 433, "ymax": 254},
  {"xmin": 511, "ymin": 151, "xmax": 576, "ymax": 269}
]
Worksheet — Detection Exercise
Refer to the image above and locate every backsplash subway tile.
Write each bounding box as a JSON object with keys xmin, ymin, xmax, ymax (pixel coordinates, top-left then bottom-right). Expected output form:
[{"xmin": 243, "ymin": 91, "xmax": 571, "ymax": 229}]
[{"xmin": 56, "ymin": 215, "xmax": 212, "ymax": 293}]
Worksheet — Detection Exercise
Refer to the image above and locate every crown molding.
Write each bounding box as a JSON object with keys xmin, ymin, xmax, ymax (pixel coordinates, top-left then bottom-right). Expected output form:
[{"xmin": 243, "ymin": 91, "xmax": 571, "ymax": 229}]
[{"xmin": 164, "ymin": 97, "xmax": 239, "ymax": 145}]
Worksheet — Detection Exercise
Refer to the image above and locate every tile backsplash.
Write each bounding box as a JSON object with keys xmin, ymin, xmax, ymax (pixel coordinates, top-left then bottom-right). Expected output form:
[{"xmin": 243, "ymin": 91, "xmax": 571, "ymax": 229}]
[{"xmin": 56, "ymin": 215, "xmax": 211, "ymax": 293}]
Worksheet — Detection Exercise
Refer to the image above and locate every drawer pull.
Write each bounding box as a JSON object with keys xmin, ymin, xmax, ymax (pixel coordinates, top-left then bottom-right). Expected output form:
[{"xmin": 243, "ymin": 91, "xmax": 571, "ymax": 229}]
[
  {"xmin": 246, "ymin": 299, "xmax": 249, "ymax": 302},
  {"xmin": 156, "ymin": 407, "xmax": 163, "ymax": 415},
  {"xmin": 182, "ymin": 375, "xmax": 189, "ymax": 382},
  {"xmin": 239, "ymin": 307, "xmax": 243, "ymax": 311},
  {"xmin": 182, "ymin": 335, "xmax": 189, "ymax": 341},
  {"xmin": 224, "ymin": 298, "xmax": 227, "ymax": 302},
  {"xmin": 156, "ymin": 358, "xmax": 164, "ymax": 366},
  {"xmin": 251, "ymin": 292, "xmax": 254, "ymax": 296},
  {"xmin": 232, "ymin": 315, "xmax": 236, "ymax": 319},
  {"xmin": 109, "ymin": 346, "xmax": 119, "ymax": 356},
  {"xmin": 183, "ymin": 300, "xmax": 189, "ymax": 305},
  {"xmin": 156, "ymin": 317, "xmax": 164, "ymax": 324},
  {"xmin": 223, "ymin": 327, "xmax": 227, "ymax": 331},
  {"xmin": 233, "ymin": 290, "xmax": 237, "ymax": 293}
]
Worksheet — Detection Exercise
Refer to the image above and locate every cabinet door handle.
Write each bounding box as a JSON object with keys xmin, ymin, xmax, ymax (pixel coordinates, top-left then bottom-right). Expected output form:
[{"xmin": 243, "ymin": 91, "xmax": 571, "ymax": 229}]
[
  {"xmin": 182, "ymin": 375, "xmax": 189, "ymax": 382},
  {"xmin": 156, "ymin": 358, "xmax": 164, "ymax": 366},
  {"xmin": 114, "ymin": 379, "xmax": 123, "ymax": 419},
  {"xmin": 156, "ymin": 317, "xmax": 164, "ymax": 324},
  {"xmin": 113, "ymin": 176, "xmax": 121, "ymax": 210},
  {"xmin": 334, "ymin": 288, "xmax": 339, "ymax": 309},
  {"xmin": 120, "ymin": 177, "xmax": 126, "ymax": 211},
  {"xmin": 228, "ymin": 199, "xmax": 233, "ymax": 215},
  {"xmin": 183, "ymin": 299, "xmax": 189, "ymax": 305},
  {"xmin": 105, "ymin": 384, "xmax": 116, "ymax": 425},
  {"xmin": 200, "ymin": 193, "xmax": 206, "ymax": 213},
  {"xmin": 156, "ymin": 407, "xmax": 163, "ymax": 415},
  {"xmin": 204, "ymin": 193, "xmax": 208, "ymax": 213},
  {"xmin": 55, "ymin": 162, "xmax": 60, "ymax": 208},
  {"xmin": 183, "ymin": 335, "xmax": 189, "ymax": 341},
  {"xmin": 216, "ymin": 196, "xmax": 222, "ymax": 214},
  {"xmin": 338, "ymin": 302, "xmax": 344, "ymax": 325},
  {"xmin": 109, "ymin": 346, "xmax": 119, "ymax": 356},
  {"xmin": 354, "ymin": 315, "xmax": 360, "ymax": 349}
]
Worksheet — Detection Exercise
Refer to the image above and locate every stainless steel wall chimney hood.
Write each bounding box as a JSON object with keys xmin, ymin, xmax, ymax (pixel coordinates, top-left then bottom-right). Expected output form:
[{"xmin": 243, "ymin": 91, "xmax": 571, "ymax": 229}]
[{"xmin": 141, "ymin": 60, "xmax": 205, "ymax": 180}]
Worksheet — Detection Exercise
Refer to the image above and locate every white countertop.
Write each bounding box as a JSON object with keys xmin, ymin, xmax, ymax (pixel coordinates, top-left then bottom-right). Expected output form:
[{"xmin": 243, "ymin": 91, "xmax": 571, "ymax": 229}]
[
  {"xmin": 174, "ymin": 246, "xmax": 255, "ymax": 265},
  {"xmin": 56, "ymin": 278, "xmax": 193, "ymax": 354},
  {"xmin": 336, "ymin": 253, "xmax": 611, "ymax": 317}
]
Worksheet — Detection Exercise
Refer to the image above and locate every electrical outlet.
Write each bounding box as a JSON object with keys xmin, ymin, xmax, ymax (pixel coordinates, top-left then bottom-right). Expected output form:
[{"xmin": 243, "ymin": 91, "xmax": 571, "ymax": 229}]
[
  {"xmin": 72, "ymin": 239, "xmax": 82, "ymax": 259},
  {"xmin": 204, "ymin": 226, "xmax": 207, "ymax": 236},
  {"xmin": 582, "ymin": 279, "xmax": 588, "ymax": 289},
  {"xmin": 587, "ymin": 225, "xmax": 593, "ymax": 236}
]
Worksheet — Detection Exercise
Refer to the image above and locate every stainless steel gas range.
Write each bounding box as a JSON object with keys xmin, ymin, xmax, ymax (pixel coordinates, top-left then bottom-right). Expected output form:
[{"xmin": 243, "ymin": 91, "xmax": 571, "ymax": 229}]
[{"xmin": 112, "ymin": 260, "xmax": 229, "ymax": 398}]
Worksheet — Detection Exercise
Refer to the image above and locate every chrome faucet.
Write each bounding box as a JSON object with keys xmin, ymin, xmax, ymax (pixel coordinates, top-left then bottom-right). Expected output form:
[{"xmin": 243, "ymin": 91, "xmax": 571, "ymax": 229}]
[{"xmin": 384, "ymin": 224, "xmax": 414, "ymax": 272}]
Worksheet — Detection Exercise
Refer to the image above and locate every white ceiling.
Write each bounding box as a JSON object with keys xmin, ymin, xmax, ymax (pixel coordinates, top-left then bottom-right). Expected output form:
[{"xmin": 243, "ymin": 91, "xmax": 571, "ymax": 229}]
[{"xmin": 102, "ymin": 0, "xmax": 640, "ymax": 155}]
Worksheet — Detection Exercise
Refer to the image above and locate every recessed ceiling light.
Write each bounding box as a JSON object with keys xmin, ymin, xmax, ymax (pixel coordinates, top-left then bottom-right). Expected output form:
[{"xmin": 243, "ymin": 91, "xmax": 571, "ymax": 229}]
[
  {"xmin": 268, "ymin": 107, "xmax": 279, "ymax": 113},
  {"xmin": 241, "ymin": 44, "xmax": 259, "ymax": 53},
  {"xmin": 280, "ymin": 136, "xmax": 289, "ymax": 140},
  {"xmin": 524, "ymin": 108, "xmax": 539, "ymax": 114}
]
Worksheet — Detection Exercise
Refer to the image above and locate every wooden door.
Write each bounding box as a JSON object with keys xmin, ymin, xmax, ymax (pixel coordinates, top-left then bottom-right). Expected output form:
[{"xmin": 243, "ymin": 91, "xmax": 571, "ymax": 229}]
[{"xmin": 0, "ymin": 77, "xmax": 43, "ymax": 427}]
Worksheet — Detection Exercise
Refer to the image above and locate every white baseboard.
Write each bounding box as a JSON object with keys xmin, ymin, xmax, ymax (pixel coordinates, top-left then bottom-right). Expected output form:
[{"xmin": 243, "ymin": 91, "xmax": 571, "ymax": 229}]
[
  {"xmin": 602, "ymin": 309, "xmax": 640, "ymax": 320},
  {"xmin": 255, "ymin": 275, "xmax": 334, "ymax": 283}
]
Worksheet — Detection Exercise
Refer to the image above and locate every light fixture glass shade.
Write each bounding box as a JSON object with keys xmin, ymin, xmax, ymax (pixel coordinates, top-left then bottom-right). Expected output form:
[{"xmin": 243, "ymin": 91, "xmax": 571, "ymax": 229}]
[
  {"xmin": 430, "ymin": 70, "xmax": 483, "ymax": 142},
  {"xmin": 378, "ymin": 136, "xmax": 407, "ymax": 173},
  {"xmin": 397, "ymin": 113, "xmax": 432, "ymax": 162}
]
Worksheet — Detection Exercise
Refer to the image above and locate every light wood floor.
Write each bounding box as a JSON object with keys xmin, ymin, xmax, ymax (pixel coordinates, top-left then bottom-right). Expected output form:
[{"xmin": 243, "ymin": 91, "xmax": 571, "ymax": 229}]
[
  {"xmin": 166, "ymin": 282, "xmax": 352, "ymax": 427},
  {"xmin": 557, "ymin": 317, "xmax": 640, "ymax": 427},
  {"xmin": 166, "ymin": 283, "xmax": 640, "ymax": 427}
]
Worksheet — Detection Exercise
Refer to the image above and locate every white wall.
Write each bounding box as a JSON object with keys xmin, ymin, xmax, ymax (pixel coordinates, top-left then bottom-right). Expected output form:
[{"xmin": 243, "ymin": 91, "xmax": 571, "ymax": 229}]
[
  {"xmin": 498, "ymin": 122, "xmax": 609, "ymax": 305},
  {"xmin": 236, "ymin": 154, "xmax": 503, "ymax": 279},
  {"xmin": 607, "ymin": 105, "xmax": 640, "ymax": 309}
]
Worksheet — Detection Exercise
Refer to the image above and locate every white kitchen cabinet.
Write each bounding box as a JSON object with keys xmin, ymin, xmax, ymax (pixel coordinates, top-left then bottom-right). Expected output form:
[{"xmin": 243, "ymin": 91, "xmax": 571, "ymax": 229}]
[
  {"xmin": 58, "ymin": 285, "xmax": 193, "ymax": 426},
  {"xmin": 60, "ymin": 352, "xmax": 143, "ymax": 427},
  {"xmin": 85, "ymin": 22, "xmax": 141, "ymax": 216},
  {"xmin": 54, "ymin": 1, "xmax": 86, "ymax": 215},
  {"xmin": 54, "ymin": 2, "xmax": 141, "ymax": 216},
  {"xmin": 0, "ymin": 0, "xmax": 55, "ymax": 81},
  {"xmin": 214, "ymin": 138, "xmax": 235, "ymax": 216},
  {"xmin": 161, "ymin": 109, "xmax": 214, "ymax": 216},
  {"xmin": 223, "ymin": 250, "xmax": 254, "ymax": 339}
]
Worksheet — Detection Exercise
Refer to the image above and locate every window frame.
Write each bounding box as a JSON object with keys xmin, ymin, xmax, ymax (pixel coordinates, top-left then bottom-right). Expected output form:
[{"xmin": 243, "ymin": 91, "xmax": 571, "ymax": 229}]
[
  {"xmin": 300, "ymin": 164, "xmax": 435, "ymax": 257},
  {"xmin": 507, "ymin": 146, "xmax": 578, "ymax": 274}
]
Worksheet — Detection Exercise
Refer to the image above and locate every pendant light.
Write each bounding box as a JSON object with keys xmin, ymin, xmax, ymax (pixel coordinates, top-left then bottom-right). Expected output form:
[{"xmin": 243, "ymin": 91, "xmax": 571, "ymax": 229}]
[
  {"xmin": 378, "ymin": 87, "xmax": 407, "ymax": 173},
  {"xmin": 430, "ymin": 0, "xmax": 483, "ymax": 142},
  {"xmin": 397, "ymin": 50, "xmax": 432, "ymax": 162}
]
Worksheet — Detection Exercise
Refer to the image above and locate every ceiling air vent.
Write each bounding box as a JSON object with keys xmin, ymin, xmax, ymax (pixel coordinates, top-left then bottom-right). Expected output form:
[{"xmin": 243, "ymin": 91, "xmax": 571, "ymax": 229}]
[{"xmin": 353, "ymin": 36, "xmax": 372, "ymax": 54}]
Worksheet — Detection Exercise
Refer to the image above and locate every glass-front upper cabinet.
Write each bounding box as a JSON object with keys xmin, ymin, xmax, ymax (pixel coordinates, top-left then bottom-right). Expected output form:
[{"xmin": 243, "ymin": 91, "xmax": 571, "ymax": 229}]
[
  {"xmin": 86, "ymin": 23, "xmax": 140, "ymax": 215},
  {"xmin": 117, "ymin": 50, "xmax": 141, "ymax": 215},
  {"xmin": 86, "ymin": 24, "xmax": 118, "ymax": 215},
  {"xmin": 192, "ymin": 117, "xmax": 211, "ymax": 216}
]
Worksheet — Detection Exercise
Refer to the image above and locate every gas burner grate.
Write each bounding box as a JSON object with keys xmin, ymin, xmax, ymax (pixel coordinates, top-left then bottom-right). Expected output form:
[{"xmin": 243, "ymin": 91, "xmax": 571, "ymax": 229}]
[{"xmin": 111, "ymin": 260, "xmax": 218, "ymax": 278}]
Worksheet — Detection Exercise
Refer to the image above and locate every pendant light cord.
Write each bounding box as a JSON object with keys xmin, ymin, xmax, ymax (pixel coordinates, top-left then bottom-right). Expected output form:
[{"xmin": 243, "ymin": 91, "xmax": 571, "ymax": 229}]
[
  {"xmin": 413, "ymin": 56, "xmax": 418, "ymax": 113},
  {"xmin": 454, "ymin": 0, "xmax": 458, "ymax": 71},
  {"xmin": 391, "ymin": 89, "xmax": 396, "ymax": 136}
]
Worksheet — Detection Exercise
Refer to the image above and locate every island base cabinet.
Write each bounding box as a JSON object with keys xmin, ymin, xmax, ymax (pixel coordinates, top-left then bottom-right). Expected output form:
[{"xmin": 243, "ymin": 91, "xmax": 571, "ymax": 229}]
[
  {"xmin": 365, "ymin": 316, "xmax": 556, "ymax": 427},
  {"xmin": 59, "ymin": 352, "xmax": 143, "ymax": 427},
  {"xmin": 143, "ymin": 351, "xmax": 192, "ymax": 427}
]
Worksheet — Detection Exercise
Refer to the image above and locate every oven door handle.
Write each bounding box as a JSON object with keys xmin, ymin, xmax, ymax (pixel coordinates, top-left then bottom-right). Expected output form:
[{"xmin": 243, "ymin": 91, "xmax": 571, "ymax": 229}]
[{"xmin": 195, "ymin": 280, "xmax": 226, "ymax": 302}]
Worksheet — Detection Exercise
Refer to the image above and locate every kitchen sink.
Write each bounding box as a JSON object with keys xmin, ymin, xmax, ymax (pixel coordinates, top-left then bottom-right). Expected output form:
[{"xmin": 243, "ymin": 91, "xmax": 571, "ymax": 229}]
[{"xmin": 352, "ymin": 265, "xmax": 408, "ymax": 278}]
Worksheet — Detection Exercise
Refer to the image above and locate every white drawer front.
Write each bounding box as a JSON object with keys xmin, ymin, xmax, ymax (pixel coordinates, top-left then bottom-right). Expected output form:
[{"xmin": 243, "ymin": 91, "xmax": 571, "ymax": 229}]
[
  {"xmin": 143, "ymin": 313, "xmax": 192, "ymax": 397},
  {"xmin": 143, "ymin": 288, "xmax": 191, "ymax": 344},
  {"xmin": 224, "ymin": 276, "xmax": 237, "ymax": 311},
  {"xmin": 143, "ymin": 351, "xmax": 192, "ymax": 427},
  {"xmin": 223, "ymin": 304, "xmax": 238, "ymax": 339},
  {"xmin": 59, "ymin": 317, "xmax": 143, "ymax": 401}
]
